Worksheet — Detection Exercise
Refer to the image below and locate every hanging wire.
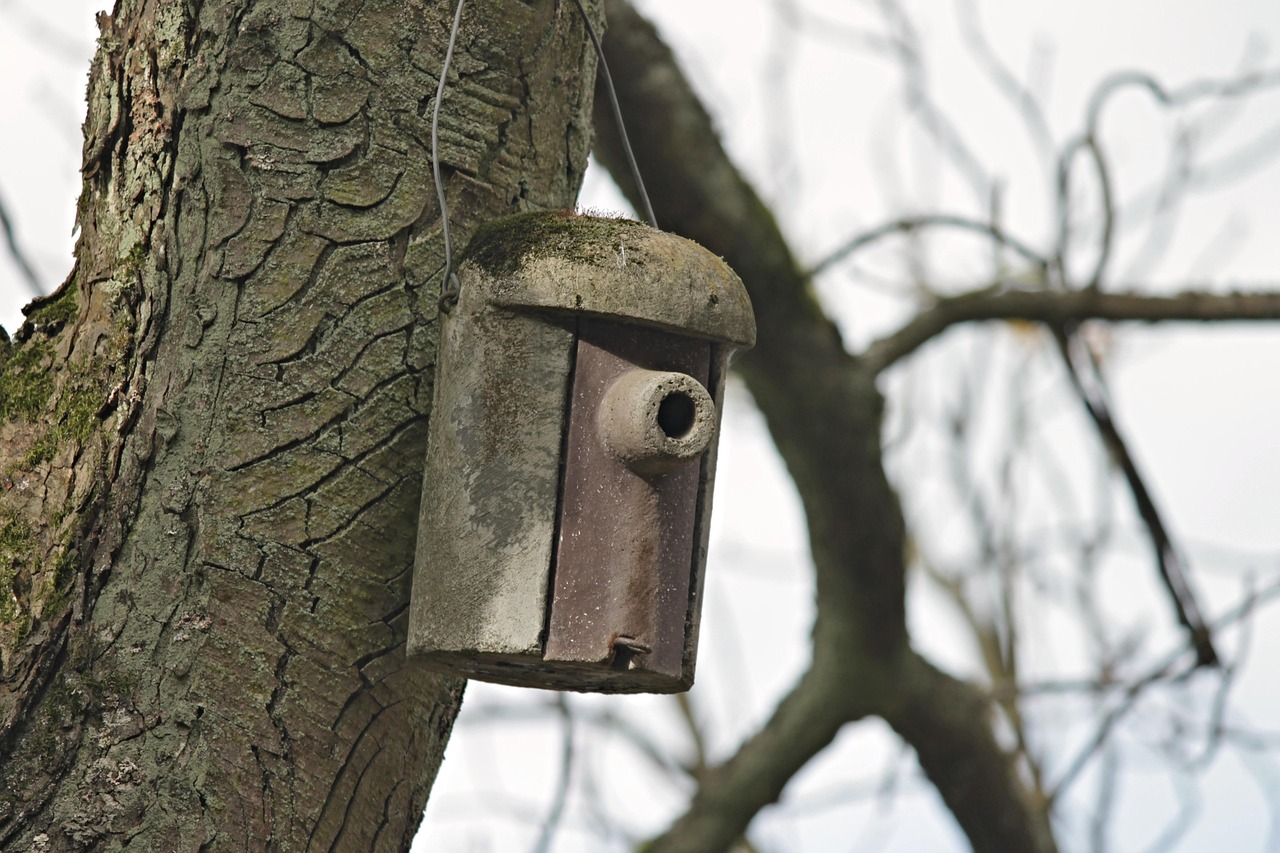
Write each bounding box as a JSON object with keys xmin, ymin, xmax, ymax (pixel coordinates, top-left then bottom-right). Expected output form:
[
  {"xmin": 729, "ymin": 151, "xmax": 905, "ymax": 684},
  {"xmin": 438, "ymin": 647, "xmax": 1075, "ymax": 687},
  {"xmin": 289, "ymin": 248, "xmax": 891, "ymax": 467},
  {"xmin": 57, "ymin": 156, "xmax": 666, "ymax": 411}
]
[
  {"xmin": 432, "ymin": 0, "xmax": 467, "ymax": 312},
  {"xmin": 569, "ymin": 0, "xmax": 658, "ymax": 230},
  {"xmin": 430, "ymin": 0, "xmax": 657, "ymax": 313}
]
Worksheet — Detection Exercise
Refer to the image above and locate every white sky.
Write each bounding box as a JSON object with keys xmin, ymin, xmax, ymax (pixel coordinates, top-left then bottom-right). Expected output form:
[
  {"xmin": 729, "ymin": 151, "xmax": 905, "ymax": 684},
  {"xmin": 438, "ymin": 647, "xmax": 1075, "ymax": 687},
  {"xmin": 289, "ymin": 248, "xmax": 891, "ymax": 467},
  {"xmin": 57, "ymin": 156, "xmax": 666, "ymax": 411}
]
[{"xmin": 2, "ymin": 1, "xmax": 1278, "ymax": 851}]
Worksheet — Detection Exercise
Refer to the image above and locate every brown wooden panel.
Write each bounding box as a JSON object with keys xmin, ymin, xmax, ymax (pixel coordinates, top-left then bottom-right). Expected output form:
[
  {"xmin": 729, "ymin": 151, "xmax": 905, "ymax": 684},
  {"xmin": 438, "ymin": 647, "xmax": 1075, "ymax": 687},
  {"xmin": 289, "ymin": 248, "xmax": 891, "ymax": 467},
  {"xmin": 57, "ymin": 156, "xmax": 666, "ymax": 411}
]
[{"xmin": 544, "ymin": 319, "xmax": 712, "ymax": 685}]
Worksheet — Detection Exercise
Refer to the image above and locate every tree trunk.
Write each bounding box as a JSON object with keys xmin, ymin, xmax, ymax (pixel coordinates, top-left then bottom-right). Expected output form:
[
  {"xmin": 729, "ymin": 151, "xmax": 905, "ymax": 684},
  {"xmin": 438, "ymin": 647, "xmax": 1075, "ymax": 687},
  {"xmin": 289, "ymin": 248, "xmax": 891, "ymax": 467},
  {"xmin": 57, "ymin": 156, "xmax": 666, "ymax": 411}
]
[{"xmin": 0, "ymin": 0, "xmax": 597, "ymax": 848}]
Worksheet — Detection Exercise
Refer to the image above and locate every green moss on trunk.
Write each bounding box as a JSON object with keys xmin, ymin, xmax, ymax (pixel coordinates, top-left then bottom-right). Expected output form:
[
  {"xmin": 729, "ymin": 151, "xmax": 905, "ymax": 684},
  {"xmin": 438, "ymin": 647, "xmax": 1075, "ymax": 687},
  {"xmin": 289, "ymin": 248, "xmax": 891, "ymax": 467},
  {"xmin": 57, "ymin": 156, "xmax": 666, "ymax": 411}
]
[
  {"xmin": 0, "ymin": 512, "xmax": 35, "ymax": 628},
  {"xmin": 464, "ymin": 210, "xmax": 648, "ymax": 278},
  {"xmin": 0, "ymin": 341, "xmax": 55, "ymax": 424}
]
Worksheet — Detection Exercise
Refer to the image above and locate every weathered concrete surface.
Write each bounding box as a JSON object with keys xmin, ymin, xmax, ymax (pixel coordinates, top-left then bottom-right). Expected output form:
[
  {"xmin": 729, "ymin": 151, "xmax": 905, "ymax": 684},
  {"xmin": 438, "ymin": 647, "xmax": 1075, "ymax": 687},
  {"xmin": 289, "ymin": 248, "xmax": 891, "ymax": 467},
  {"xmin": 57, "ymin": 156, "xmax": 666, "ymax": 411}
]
[
  {"xmin": 465, "ymin": 212, "xmax": 756, "ymax": 346},
  {"xmin": 598, "ymin": 367, "xmax": 717, "ymax": 476},
  {"xmin": 410, "ymin": 278, "xmax": 574, "ymax": 657},
  {"xmin": 408, "ymin": 214, "xmax": 754, "ymax": 693}
]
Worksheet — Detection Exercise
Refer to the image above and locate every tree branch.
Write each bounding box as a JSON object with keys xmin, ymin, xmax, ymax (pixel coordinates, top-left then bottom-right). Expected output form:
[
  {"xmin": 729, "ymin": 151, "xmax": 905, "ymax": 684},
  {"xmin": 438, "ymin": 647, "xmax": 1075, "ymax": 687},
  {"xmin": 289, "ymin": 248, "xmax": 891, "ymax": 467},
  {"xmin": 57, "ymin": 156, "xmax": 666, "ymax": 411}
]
[
  {"xmin": 863, "ymin": 285, "xmax": 1280, "ymax": 373},
  {"xmin": 650, "ymin": 655, "xmax": 865, "ymax": 853},
  {"xmin": 595, "ymin": 2, "xmax": 1056, "ymax": 851},
  {"xmin": 883, "ymin": 652, "xmax": 1058, "ymax": 853},
  {"xmin": 0, "ymin": 186, "xmax": 44, "ymax": 297},
  {"xmin": 811, "ymin": 213, "xmax": 1047, "ymax": 278},
  {"xmin": 1052, "ymin": 326, "xmax": 1220, "ymax": 667}
]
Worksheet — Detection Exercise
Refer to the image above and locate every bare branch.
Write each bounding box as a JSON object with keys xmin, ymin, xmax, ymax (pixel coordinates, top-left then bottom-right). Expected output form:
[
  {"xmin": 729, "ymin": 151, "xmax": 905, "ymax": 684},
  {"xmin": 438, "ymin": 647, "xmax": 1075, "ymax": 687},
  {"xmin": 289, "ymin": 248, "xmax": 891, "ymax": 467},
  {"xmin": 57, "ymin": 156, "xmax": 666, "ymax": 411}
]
[
  {"xmin": 673, "ymin": 692, "xmax": 710, "ymax": 781},
  {"xmin": 531, "ymin": 696, "xmax": 574, "ymax": 853},
  {"xmin": 1090, "ymin": 747, "xmax": 1120, "ymax": 853},
  {"xmin": 875, "ymin": 0, "xmax": 992, "ymax": 203},
  {"xmin": 774, "ymin": 0, "xmax": 899, "ymax": 55},
  {"xmin": 0, "ymin": 185, "xmax": 44, "ymax": 297},
  {"xmin": 863, "ymin": 286, "xmax": 1280, "ymax": 373},
  {"xmin": 880, "ymin": 652, "xmax": 1058, "ymax": 853},
  {"xmin": 596, "ymin": 3, "xmax": 1058, "ymax": 850},
  {"xmin": 811, "ymin": 213, "xmax": 1048, "ymax": 278},
  {"xmin": 646, "ymin": 658, "xmax": 862, "ymax": 853},
  {"xmin": 1070, "ymin": 134, "xmax": 1116, "ymax": 289},
  {"xmin": 1051, "ymin": 325, "xmax": 1219, "ymax": 666},
  {"xmin": 954, "ymin": 0, "xmax": 1056, "ymax": 172},
  {"xmin": 1046, "ymin": 575, "xmax": 1280, "ymax": 800},
  {"xmin": 1048, "ymin": 658, "xmax": 1188, "ymax": 801},
  {"xmin": 1057, "ymin": 63, "xmax": 1280, "ymax": 290},
  {"xmin": 1000, "ymin": 575, "xmax": 1280, "ymax": 700},
  {"xmin": 1084, "ymin": 67, "xmax": 1280, "ymax": 135},
  {"xmin": 1139, "ymin": 770, "xmax": 1201, "ymax": 853}
]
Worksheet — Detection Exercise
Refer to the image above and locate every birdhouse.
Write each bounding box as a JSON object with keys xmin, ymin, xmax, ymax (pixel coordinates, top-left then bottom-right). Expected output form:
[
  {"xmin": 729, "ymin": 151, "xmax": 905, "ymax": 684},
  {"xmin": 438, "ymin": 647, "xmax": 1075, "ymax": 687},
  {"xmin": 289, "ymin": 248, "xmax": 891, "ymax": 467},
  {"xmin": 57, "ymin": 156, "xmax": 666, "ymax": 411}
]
[{"xmin": 408, "ymin": 212, "xmax": 755, "ymax": 693}]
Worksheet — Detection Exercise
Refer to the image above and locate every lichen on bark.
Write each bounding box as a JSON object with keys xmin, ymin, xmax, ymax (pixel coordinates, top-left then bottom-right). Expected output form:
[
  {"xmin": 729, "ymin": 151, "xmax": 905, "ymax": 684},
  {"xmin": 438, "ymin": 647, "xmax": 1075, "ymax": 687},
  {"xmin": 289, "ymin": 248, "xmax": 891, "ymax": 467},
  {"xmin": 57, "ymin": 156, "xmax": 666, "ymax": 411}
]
[{"xmin": 1, "ymin": 0, "xmax": 601, "ymax": 849}]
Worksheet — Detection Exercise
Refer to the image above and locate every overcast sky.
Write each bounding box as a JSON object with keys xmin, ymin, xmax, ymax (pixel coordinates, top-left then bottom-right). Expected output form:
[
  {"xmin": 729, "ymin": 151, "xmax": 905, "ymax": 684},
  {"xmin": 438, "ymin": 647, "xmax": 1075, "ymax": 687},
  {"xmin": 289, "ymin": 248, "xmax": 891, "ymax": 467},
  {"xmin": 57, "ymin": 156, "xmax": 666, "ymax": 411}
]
[{"xmin": 2, "ymin": 2, "xmax": 1278, "ymax": 851}]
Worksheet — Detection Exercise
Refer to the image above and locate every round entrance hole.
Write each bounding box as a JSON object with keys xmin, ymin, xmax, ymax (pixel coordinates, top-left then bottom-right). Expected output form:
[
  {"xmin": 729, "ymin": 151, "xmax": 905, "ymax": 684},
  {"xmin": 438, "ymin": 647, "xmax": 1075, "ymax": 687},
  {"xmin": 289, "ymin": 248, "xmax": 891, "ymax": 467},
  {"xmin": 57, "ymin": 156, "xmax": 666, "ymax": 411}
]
[{"xmin": 657, "ymin": 391, "xmax": 697, "ymax": 439}]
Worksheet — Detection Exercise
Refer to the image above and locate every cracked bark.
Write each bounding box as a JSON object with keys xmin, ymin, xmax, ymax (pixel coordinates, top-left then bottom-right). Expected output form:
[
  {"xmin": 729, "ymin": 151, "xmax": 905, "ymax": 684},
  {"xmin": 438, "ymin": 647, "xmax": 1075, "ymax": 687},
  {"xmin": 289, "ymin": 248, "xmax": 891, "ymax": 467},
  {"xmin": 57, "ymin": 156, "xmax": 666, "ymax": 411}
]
[
  {"xmin": 593, "ymin": 1, "xmax": 1056, "ymax": 851},
  {"xmin": 0, "ymin": 0, "xmax": 597, "ymax": 849}
]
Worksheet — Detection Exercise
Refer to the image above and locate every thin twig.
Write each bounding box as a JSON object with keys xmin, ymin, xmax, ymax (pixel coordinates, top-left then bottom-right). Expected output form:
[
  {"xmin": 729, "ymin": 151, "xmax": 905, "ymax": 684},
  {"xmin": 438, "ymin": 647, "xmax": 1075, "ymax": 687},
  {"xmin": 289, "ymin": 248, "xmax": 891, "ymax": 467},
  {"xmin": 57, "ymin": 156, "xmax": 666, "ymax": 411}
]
[
  {"xmin": 531, "ymin": 695, "xmax": 574, "ymax": 853},
  {"xmin": 1082, "ymin": 135, "xmax": 1115, "ymax": 289},
  {"xmin": 876, "ymin": 0, "xmax": 991, "ymax": 203},
  {"xmin": 1190, "ymin": 575, "xmax": 1257, "ymax": 768},
  {"xmin": 954, "ymin": 0, "xmax": 1055, "ymax": 171},
  {"xmin": 862, "ymin": 285, "xmax": 1280, "ymax": 373},
  {"xmin": 0, "ymin": 187, "xmax": 44, "ymax": 297},
  {"xmin": 1051, "ymin": 324, "xmax": 1219, "ymax": 667},
  {"xmin": 1043, "ymin": 575, "xmax": 1280, "ymax": 800},
  {"xmin": 1047, "ymin": 656, "xmax": 1186, "ymax": 801},
  {"xmin": 1089, "ymin": 746, "xmax": 1119, "ymax": 853},
  {"xmin": 1084, "ymin": 67, "xmax": 1280, "ymax": 135},
  {"xmin": 673, "ymin": 693, "xmax": 709, "ymax": 780},
  {"xmin": 811, "ymin": 214, "xmax": 1046, "ymax": 278},
  {"xmin": 994, "ymin": 558, "xmax": 1280, "ymax": 700},
  {"xmin": 776, "ymin": 0, "xmax": 899, "ymax": 55},
  {"xmin": 1137, "ymin": 770, "xmax": 1201, "ymax": 853}
]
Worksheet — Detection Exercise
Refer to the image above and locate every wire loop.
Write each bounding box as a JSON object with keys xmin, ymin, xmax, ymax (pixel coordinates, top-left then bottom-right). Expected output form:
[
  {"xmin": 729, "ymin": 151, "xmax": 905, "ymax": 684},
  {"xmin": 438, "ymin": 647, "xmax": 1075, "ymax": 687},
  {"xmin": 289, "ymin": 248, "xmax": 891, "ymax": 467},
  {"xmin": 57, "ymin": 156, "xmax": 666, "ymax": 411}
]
[
  {"xmin": 430, "ymin": 0, "xmax": 656, "ymax": 313},
  {"xmin": 432, "ymin": 0, "xmax": 467, "ymax": 313}
]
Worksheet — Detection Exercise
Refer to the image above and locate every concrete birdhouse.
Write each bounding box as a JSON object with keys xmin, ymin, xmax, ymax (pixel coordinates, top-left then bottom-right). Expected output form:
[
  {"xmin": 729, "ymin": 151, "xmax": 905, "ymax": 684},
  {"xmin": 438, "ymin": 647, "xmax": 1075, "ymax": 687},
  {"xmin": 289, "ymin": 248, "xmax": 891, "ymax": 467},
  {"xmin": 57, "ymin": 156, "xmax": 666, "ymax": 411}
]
[{"xmin": 407, "ymin": 212, "xmax": 756, "ymax": 693}]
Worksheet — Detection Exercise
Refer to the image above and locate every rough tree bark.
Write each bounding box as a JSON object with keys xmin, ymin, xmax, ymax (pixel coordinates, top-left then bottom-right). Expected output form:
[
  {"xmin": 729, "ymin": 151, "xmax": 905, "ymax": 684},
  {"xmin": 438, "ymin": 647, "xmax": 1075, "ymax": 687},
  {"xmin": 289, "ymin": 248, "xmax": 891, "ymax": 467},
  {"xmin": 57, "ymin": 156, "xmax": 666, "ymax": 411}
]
[{"xmin": 0, "ymin": 0, "xmax": 597, "ymax": 848}]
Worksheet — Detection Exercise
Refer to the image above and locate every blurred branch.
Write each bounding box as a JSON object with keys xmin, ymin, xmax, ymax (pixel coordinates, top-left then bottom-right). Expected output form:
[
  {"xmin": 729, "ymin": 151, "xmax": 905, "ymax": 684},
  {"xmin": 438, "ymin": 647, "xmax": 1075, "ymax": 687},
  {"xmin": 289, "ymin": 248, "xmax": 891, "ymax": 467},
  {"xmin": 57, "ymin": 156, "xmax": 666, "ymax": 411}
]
[
  {"xmin": 773, "ymin": 0, "xmax": 899, "ymax": 55},
  {"xmin": 1139, "ymin": 770, "xmax": 1201, "ymax": 853},
  {"xmin": 461, "ymin": 700, "xmax": 686, "ymax": 781},
  {"xmin": 1056, "ymin": 133, "xmax": 1115, "ymax": 289},
  {"xmin": 1048, "ymin": 658, "xmax": 1188, "ymax": 801},
  {"xmin": 883, "ymin": 50, "xmax": 1240, "ymax": 671},
  {"xmin": 1083, "ymin": 67, "xmax": 1280, "ymax": 133},
  {"xmin": 1044, "ymin": 574, "xmax": 1280, "ymax": 801},
  {"xmin": 1089, "ymin": 747, "xmax": 1120, "ymax": 853},
  {"xmin": 811, "ymin": 213, "xmax": 1047, "ymax": 278},
  {"xmin": 954, "ymin": 0, "xmax": 1055, "ymax": 171},
  {"xmin": 874, "ymin": 0, "xmax": 991, "ymax": 203},
  {"xmin": 1068, "ymin": 64, "xmax": 1280, "ymax": 286},
  {"xmin": 1052, "ymin": 326, "xmax": 1220, "ymax": 667},
  {"xmin": 863, "ymin": 286, "xmax": 1280, "ymax": 374},
  {"xmin": 532, "ymin": 696, "xmax": 574, "ymax": 853},
  {"xmin": 652, "ymin": 659, "xmax": 863, "ymax": 853},
  {"xmin": 673, "ymin": 693, "xmax": 710, "ymax": 780},
  {"xmin": 595, "ymin": 2, "xmax": 1057, "ymax": 851},
  {"xmin": 0, "ymin": 186, "xmax": 44, "ymax": 297},
  {"xmin": 1000, "ymin": 574, "xmax": 1280, "ymax": 701}
]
